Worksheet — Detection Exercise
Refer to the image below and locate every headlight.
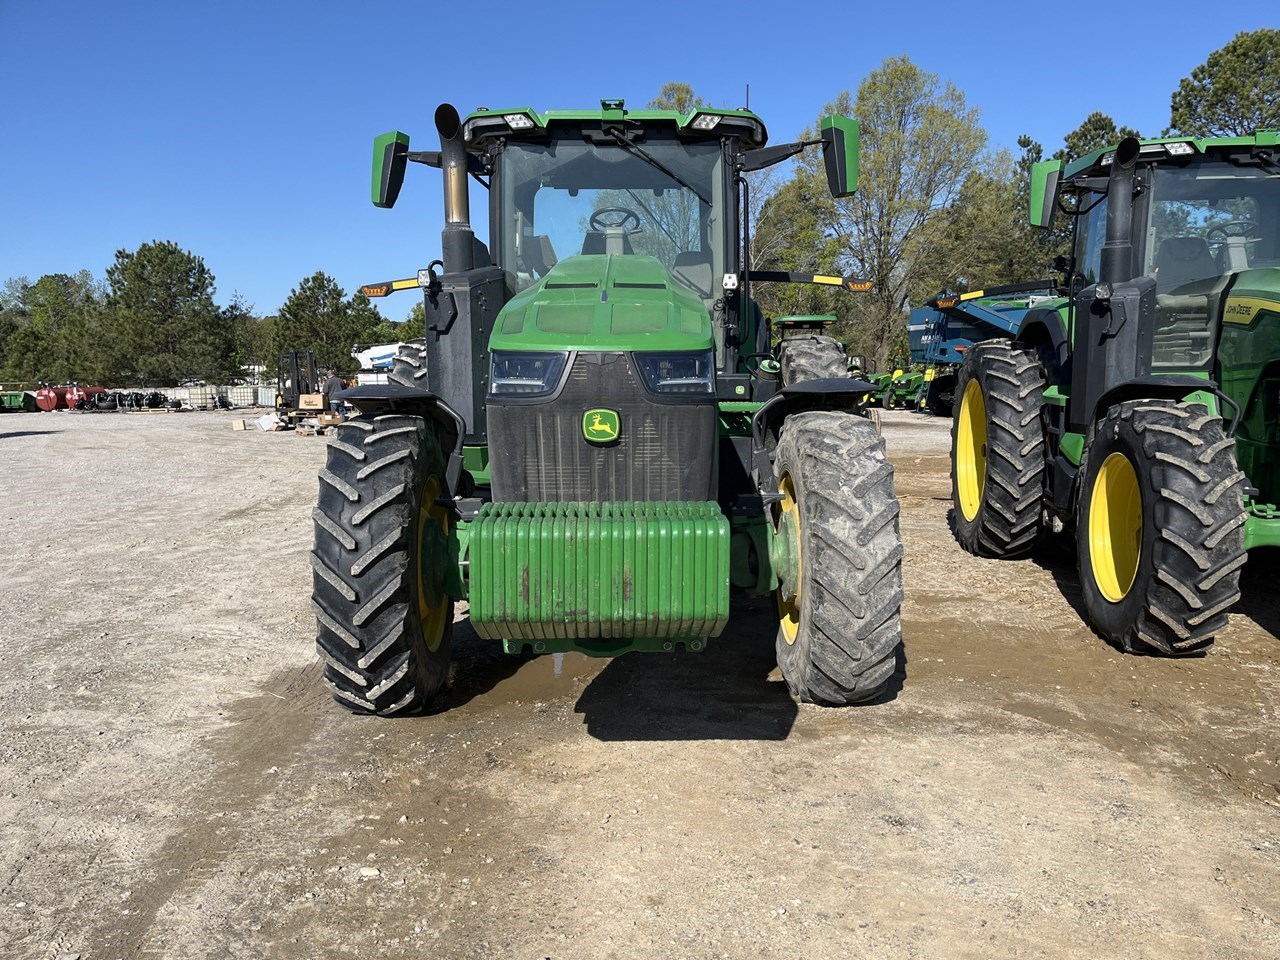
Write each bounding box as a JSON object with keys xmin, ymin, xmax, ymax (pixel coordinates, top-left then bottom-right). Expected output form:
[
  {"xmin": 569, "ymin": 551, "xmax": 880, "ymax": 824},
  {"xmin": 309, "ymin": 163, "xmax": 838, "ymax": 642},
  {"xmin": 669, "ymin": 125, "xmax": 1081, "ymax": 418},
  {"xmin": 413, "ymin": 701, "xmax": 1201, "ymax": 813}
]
[
  {"xmin": 636, "ymin": 350, "xmax": 715, "ymax": 395},
  {"xmin": 488, "ymin": 351, "xmax": 569, "ymax": 398}
]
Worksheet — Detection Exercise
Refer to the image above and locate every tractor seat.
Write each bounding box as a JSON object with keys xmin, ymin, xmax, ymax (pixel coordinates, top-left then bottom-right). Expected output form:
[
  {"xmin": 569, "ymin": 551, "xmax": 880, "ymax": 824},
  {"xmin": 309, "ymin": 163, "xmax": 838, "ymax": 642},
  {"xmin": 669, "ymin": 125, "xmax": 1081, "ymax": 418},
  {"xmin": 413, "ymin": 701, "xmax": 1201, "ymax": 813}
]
[
  {"xmin": 1154, "ymin": 236, "xmax": 1218, "ymax": 293},
  {"xmin": 581, "ymin": 231, "xmax": 635, "ymax": 256}
]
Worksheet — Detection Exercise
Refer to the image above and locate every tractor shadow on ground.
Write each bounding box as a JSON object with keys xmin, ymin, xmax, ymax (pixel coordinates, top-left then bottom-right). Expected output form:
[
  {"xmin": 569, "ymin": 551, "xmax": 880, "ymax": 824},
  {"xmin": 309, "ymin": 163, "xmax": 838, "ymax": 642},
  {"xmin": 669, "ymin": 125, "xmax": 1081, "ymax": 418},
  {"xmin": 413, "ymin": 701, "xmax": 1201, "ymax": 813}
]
[
  {"xmin": 958, "ymin": 506, "xmax": 1280, "ymax": 656},
  {"xmin": 573, "ymin": 601, "xmax": 795, "ymax": 741},
  {"xmin": 427, "ymin": 618, "xmax": 538, "ymax": 714},
  {"xmin": 571, "ymin": 595, "xmax": 907, "ymax": 742},
  {"xmin": 1235, "ymin": 547, "xmax": 1280, "ymax": 642},
  {"xmin": 0, "ymin": 429, "xmax": 60, "ymax": 440}
]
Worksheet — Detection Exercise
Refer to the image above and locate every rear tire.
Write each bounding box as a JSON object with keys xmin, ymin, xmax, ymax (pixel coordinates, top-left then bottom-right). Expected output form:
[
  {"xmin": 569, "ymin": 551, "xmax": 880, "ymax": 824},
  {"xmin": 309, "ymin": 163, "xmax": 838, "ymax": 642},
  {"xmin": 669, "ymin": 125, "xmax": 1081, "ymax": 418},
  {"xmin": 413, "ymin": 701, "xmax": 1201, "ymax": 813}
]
[
  {"xmin": 951, "ymin": 340, "xmax": 1047, "ymax": 558},
  {"xmin": 863, "ymin": 406, "xmax": 882, "ymax": 437},
  {"xmin": 1076, "ymin": 401, "xmax": 1246, "ymax": 655},
  {"xmin": 778, "ymin": 336, "xmax": 848, "ymax": 386},
  {"xmin": 388, "ymin": 339, "xmax": 430, "ymax": 389},
  {"xmin": 312, "ymin": 415, "xmax": 454, "ymax": 715},
  {"xmin": 772, "ymin": 412, "xmax": 903, "ymax": 705}
]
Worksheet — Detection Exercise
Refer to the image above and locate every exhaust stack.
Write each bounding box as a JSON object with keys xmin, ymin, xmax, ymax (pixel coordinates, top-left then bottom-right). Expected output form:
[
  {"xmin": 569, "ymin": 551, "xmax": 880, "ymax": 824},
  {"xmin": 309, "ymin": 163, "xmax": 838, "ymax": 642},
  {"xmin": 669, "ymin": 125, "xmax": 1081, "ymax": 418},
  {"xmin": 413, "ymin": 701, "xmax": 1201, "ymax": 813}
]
[
  {"xmin": 436, "ymin": 103, "xmax": 475, "ymax": 273},
  {"xmin": 1099, "ymin": 137, "xmax": 1141, "ymax": 284}
]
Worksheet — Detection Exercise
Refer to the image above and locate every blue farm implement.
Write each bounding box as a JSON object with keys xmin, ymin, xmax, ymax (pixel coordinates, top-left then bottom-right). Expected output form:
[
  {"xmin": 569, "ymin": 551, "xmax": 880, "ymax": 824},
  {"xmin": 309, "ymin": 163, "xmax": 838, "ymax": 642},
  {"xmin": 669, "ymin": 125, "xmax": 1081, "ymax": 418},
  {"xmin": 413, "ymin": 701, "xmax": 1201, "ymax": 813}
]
[{"xmin": 908, "ymin": 280, "xmax": 1060, "ymax": 416}]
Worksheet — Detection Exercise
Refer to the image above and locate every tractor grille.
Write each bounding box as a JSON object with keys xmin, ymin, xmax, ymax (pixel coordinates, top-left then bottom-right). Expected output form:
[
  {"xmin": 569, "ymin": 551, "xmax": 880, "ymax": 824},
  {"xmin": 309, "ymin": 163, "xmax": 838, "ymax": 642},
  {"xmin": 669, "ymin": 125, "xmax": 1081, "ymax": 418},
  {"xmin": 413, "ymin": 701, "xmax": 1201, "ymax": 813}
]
[{"xmin": 487, "ymin": 352, "xmax": 716, "ymax": 502}]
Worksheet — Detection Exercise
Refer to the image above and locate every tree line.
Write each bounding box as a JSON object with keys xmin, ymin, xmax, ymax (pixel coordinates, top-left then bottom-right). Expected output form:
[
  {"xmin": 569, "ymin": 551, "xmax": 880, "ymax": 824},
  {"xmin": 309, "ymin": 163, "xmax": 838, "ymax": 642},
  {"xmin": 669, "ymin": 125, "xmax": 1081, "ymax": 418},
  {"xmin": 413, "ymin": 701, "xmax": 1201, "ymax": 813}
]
[
  {"xmin": 0, "ymin": 244, "xmax": 423, "ymax": 386},
  {"xmin": 2, "ymin": 30, "xmax": 1275, "ymax": 382}
]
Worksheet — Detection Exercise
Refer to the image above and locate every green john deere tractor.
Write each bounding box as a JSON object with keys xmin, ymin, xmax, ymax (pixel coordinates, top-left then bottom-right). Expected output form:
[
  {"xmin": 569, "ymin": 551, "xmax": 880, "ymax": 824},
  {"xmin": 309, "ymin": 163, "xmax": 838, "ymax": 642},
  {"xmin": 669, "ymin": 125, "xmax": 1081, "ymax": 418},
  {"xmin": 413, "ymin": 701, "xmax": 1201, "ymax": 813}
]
[
  {"xmin": 952, "ymin": 130, "xmax": 1280, "ymax": 654},
  {"xmin": 312, "ymin": 100, "xmax": 902, "ymax": 714}
]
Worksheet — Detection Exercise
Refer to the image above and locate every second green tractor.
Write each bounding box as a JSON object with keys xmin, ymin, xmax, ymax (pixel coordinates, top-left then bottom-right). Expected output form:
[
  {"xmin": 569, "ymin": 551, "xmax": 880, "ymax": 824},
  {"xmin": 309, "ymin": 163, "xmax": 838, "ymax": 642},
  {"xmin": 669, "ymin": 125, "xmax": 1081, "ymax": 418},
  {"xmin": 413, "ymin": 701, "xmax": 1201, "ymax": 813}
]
[{"xmin": 953, "ymin": 131, "xmax": 1280, "ymax": 654}]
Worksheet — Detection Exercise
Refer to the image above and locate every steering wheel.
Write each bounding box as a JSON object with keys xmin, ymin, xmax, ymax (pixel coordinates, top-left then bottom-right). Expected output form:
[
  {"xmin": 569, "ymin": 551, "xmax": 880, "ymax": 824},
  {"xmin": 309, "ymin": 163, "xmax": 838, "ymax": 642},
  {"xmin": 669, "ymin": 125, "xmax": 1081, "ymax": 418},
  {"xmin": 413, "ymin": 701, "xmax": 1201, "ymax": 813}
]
[
  {"xmin": 1206, "ymin": 220, "xmax": 1261, "ymax": 243},
  {"xmin": 589, "ymin": 206, "xmax": 642, "ymax": 233}
]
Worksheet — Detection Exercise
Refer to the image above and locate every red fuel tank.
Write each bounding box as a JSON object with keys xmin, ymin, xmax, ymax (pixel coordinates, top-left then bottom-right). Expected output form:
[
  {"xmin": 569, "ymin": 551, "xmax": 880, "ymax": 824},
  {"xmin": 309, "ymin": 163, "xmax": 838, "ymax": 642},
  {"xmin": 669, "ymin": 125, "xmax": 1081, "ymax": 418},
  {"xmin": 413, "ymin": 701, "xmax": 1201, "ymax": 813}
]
[
  {"xmin": 35, "ymin": 386, "xmax": 68, "ymax": 411},
  {"xmin": 66, "ymin": 386, "xmax": 106, "ymax": 408}
]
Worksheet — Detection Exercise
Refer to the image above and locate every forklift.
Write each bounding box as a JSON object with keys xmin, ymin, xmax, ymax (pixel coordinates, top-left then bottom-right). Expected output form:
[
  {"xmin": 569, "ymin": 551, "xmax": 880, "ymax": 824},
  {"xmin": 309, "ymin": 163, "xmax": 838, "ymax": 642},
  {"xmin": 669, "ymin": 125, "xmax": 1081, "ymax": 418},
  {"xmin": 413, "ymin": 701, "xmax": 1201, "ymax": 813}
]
[{"xmin": 275, "ymin": 350, "xmax": 323, "ymax": 425}]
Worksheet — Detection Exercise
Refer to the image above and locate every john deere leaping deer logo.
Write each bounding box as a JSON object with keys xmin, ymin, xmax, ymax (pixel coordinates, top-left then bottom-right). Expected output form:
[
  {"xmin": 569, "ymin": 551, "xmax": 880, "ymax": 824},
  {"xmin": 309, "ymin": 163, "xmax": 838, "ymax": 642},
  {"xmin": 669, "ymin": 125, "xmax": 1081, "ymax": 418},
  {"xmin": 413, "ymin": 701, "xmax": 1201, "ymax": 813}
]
[{"xmin": 582, "ymin": 408, "xmax": 620, "ymax": 443}]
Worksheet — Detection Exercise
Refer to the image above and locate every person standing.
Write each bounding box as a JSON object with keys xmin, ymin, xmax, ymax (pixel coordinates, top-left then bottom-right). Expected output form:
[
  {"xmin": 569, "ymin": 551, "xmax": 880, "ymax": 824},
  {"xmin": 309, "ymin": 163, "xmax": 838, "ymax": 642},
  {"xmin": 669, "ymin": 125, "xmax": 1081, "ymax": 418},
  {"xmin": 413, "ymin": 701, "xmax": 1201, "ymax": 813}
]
[{"xmin": 321, "ymin": 369, "xmax": 345, "ymax": 421}]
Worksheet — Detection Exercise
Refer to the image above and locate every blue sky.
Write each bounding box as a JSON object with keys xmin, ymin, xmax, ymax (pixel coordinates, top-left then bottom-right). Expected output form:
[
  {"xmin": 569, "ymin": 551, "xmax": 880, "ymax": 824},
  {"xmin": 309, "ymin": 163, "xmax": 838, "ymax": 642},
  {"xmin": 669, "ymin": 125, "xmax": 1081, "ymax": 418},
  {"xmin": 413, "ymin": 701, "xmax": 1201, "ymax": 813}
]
[{"xmin": 0, "ymin": 1, "xmax": 1270, "ymax": 321}]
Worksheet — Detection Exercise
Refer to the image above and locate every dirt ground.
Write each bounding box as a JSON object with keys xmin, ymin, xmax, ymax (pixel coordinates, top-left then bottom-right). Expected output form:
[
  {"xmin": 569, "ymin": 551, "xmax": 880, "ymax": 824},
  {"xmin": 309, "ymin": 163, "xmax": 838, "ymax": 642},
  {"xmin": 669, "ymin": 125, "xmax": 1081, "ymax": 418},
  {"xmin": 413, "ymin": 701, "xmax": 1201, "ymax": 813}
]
[{"xmin": 1, "ymin": 408, "xmax": 1278, "ymax": 960}]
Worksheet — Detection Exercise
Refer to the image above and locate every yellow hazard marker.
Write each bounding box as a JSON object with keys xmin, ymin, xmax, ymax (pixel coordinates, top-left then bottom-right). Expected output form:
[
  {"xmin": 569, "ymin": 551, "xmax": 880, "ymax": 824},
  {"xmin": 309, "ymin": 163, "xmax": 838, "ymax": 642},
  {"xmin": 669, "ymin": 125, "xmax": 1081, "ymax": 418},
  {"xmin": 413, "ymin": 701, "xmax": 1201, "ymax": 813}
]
[{"xmin": 358, "ymin": 277, "xmax": 422, "ymax": 297}]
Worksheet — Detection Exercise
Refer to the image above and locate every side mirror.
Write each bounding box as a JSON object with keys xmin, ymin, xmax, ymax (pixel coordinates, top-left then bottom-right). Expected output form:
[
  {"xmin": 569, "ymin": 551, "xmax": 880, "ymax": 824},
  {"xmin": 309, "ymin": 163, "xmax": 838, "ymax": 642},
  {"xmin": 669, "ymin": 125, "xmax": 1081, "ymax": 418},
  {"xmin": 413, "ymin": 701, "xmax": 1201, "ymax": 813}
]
[
  {"xmin": 1029, "ymin": 159, "xmax": 1063, "ymax": 229},
  {"xmin": 820, "ymin": 115, "xmax": 859, "ymax": 199},
  {"xmin": 372, "ymin": 131, "xmax": 410, "ymax": 208}
]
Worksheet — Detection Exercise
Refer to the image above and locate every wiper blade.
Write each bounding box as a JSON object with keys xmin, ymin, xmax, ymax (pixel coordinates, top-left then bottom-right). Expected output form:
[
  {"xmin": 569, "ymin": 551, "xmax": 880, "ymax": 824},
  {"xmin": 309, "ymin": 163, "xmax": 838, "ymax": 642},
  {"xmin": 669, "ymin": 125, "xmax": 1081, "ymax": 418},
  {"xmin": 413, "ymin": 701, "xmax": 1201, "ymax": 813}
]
[{"xmin": 608, "ymin": 127, "xmax": 711, "ymax": 206}]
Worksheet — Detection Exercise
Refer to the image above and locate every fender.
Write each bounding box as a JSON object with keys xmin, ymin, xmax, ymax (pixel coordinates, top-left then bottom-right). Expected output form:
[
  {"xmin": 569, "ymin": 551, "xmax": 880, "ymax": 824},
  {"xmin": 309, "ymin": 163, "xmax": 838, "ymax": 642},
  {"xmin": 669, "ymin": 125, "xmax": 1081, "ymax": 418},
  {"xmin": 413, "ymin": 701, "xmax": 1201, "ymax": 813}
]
[
  {"xmin": 1091, "ymin": 375, "xmax": 1239, "ymax": 434},
  {"xmin": 1016, "ymin": 305, "xmax": 1071, "ymax": 386},
  {"xmin": 338, "ymin": 384, "xmax": 467, "ymax": 491},
  {"xmin": 749, "ymin": 378, "xmax": 876, "ymax": 489}
]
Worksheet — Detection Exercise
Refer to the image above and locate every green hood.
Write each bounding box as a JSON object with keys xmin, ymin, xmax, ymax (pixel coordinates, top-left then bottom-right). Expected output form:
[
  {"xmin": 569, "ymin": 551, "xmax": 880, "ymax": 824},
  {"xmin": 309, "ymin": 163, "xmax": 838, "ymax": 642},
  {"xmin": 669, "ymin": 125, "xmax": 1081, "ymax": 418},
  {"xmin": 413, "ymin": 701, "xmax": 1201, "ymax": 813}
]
[{"xmin": 490, "ymin": 255, "xmax": 712, "ymax": 353}]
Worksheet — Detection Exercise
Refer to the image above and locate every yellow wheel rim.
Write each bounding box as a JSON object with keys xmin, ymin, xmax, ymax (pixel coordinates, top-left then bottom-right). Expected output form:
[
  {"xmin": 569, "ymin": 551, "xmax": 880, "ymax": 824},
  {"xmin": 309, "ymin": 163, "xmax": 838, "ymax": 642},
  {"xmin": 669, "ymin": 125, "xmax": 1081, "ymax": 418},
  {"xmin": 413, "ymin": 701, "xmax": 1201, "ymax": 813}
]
[
  {"xmin": 1089, "ymin": 452, "xmax": 1143, "ymax": 603},
  {"xmin": 776, "ymin": 471, "xmax": 802, "ymax": 645},
  {"xmin": 416, "ymin": 474, "xmax": 450, "ymax": 651},
  {"xmin": 956, "ymin": 378, "xmax": 988, "ymax": 522}
]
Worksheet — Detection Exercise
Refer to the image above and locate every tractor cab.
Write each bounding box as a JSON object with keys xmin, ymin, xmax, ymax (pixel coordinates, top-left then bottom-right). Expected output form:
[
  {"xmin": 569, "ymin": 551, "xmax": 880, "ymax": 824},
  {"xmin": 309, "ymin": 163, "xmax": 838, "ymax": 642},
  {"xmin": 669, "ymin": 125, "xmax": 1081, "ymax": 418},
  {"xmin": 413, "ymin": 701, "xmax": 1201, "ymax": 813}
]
[
  {"xmin": 1055, "ymin": 143, "xmax": 1280, "ymax": 375},
  {"xmin": 482, "ymin": 106, "xmax": 750, "ymax": 309},
  {"xmin": 369, "ymin": 102, "xmax": 859, "ymax": 409}
]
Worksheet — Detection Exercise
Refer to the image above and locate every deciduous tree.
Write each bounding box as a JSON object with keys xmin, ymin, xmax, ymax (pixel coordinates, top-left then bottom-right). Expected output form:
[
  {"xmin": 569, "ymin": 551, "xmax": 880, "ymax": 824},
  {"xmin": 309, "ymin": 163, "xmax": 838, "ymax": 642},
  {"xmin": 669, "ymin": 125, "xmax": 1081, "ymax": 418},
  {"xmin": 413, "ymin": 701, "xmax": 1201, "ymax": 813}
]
[
  {"xmin": 801, "ymin": 58, "xmax": 988, "ymax": 367},
  {"xmin": 3, "ymin": 272, "xmax": 103, "ymax": 382}
]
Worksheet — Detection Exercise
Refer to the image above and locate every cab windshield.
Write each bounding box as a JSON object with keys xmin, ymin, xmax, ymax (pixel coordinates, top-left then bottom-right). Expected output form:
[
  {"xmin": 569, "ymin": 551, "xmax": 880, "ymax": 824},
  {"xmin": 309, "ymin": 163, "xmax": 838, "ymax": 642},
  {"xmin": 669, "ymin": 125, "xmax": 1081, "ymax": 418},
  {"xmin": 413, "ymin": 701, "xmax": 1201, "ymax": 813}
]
[{"xmin": 495, "ymin": 134, "xmax": 728, "ymax": 300}]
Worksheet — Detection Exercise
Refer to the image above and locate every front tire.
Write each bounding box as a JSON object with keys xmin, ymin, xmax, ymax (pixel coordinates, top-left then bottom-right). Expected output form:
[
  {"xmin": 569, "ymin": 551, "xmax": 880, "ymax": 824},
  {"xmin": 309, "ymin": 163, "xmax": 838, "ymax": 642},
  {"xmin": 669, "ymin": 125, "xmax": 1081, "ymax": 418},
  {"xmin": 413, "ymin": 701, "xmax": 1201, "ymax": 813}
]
[
  {"xmin": 772, "ymin": 412, "xmax": 903, "ymax": 705},
  {"xmin": 1076, "ymin": 401, "xmax": 1246, "ymax": 655},
  {"xmin": 926, "ymin": 373, "xmax": 956, "ymax": 417},
  {"xmin": 312, "ymin": 415, "xmax": 454, "ymax": 714},
  {"xmin": 951, "ymin": 340, "xmax": 1047, "ymax": 558}
]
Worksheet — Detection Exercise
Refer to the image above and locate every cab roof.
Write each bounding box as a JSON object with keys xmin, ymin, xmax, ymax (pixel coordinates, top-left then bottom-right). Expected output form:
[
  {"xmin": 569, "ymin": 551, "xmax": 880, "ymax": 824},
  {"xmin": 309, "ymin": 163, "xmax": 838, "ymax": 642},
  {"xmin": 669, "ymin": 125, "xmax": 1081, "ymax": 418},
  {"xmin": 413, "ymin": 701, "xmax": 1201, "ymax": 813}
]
[
  {"xmin": 462, "ymin": 99, "xmax": 768, "ymax": 149},
  {"xmin": 1063, "ymin": 130, "xmax": 1280, "ymax": 180}
]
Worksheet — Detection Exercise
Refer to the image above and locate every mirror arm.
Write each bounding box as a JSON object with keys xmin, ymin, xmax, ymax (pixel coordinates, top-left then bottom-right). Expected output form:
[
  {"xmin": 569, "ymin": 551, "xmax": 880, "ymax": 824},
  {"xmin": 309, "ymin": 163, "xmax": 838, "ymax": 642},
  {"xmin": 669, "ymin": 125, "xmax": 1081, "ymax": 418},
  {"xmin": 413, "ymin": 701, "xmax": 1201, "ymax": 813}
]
[{"xmin": 739, "ymin": 139, "xmax": 821, "ymax": 173}]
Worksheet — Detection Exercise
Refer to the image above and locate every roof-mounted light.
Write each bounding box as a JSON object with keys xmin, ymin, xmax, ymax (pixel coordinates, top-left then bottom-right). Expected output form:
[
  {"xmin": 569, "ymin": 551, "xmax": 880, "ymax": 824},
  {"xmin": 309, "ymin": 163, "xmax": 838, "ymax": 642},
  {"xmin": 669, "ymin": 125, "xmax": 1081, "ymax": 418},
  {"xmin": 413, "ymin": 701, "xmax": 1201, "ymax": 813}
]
[
  {"xmin": 690, "ymin": 113, "xmax": 721, "ymax": 131},
  {"xmin": 504, "ymin": 113, "xmax": 535, "ymax": 130},
  {"xmin": 1165, "ymin": 141, "xmax": 1195, "ymax": 156}
]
